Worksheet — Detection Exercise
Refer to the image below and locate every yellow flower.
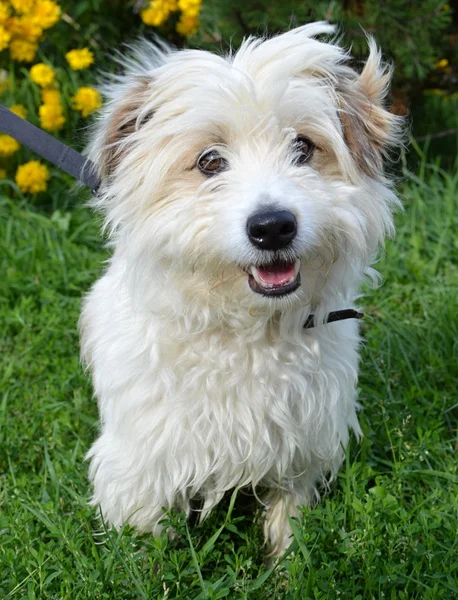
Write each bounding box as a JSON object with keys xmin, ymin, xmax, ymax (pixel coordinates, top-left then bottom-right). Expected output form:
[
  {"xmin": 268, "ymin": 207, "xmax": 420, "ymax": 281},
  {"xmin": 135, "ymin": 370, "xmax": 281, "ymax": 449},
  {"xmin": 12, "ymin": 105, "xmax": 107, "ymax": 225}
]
[
  {"xmin": 30, "ymin": 62, "xmax": 55, "ymax": 87},
  {"xmin": 72, "ymin": 87, "xmax": 101, "ymax": 118},
  {"xmin": 10, "ymin": 0, "xmax": 35, "ymax": 15},
  {"xmin": 39, "ymin": 102, "xmax": 65, "ymax": 131},
  {"xmin": 178, "ymin": 0, "xmax": 201, "ymax": 17},
  {"xmin": 10, "ymin": 103, "xmax": 27, "ymax": 119},
  {"xmin": 65, "ymin": 48, "xmax": 94, "ymax": 70},
  {"xmin": 141, "ymin": 0, "xmax": 177, "ymax": 26},
  {"xmin": 176, "ymin": 13, "xmax": 199, "ymax": 36},
  {"xmin": 435, "ymin": 58, "xmax": 449, "ymax": 70},
  {"xmin": 140, "ymin": 7, "xmax": 168, "ymax": 26},
  {"xmin": 31, "ymin": 0, "xmax": 60, "ymax": 29},
  {"xmin": 16, "ymin": 160, "xmax": 50, "ymax": 194},
  {"xmin": 9, "ymin": 38, "xmax": 37, "ymax": 62},
  {"xmin": 41, "ymin": 87, "xmax": 60, "ymax": 104},
  {"xmin": 0, "ymin": 24, "xmax": 10, "ymax": 50},
  {"xmin": 0, "ymin": 134, "xmax": 20, "ymax": 156},
  {"xmin": 0, "ymin": 2, "xmax": 10, "ymax": 24},
  {"xmin": 7, "ymin": 15, "xmax": 43, "ymax": 42},
  {"xmin": 0, "ymin": 168, "xmax": 7, "ymax": 178}
]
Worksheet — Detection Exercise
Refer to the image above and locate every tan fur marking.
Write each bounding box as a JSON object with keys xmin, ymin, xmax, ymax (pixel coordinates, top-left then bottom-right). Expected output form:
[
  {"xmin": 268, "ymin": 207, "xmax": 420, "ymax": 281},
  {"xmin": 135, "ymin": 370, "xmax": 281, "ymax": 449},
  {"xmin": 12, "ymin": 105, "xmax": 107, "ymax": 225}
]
[
  {"xmin": 101, "ymin": 78, "xmax": 151, "ymax": 176},
  {"xmin": 339, "ymin": 40, "xmax": 402, "ymax": 179}
]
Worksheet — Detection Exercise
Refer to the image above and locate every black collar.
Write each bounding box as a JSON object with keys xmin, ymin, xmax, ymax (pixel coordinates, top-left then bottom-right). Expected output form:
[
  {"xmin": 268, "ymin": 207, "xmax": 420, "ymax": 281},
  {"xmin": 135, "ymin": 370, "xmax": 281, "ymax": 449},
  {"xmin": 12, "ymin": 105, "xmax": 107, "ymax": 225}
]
[{"xmin": 304, "ymin": 309, "xmax": 364, "ymax": 329}]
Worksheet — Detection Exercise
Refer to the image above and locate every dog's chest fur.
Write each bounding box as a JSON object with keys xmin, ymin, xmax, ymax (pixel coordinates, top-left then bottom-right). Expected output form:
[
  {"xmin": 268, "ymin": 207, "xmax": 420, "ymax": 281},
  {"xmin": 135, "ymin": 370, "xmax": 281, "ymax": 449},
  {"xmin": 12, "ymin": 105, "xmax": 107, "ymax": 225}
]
[{"xmin": 83, "ymin": 263, "xmax": 361, "ymax": 521}]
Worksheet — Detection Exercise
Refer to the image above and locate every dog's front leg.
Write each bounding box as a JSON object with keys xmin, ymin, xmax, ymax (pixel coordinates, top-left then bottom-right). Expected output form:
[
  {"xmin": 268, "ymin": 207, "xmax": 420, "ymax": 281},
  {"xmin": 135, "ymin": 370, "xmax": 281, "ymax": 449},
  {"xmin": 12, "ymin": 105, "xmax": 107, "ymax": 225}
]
[
  {"xmin": 263, "ymin": 484, "xmax": 316, "ymax": 557},
  {"xmin": 88, "ymin": 431, "xmax": 194, "ymax": 535},
  {"xmin": 263, "ymin": 490, "xmax": 299, "ymax": 557}
]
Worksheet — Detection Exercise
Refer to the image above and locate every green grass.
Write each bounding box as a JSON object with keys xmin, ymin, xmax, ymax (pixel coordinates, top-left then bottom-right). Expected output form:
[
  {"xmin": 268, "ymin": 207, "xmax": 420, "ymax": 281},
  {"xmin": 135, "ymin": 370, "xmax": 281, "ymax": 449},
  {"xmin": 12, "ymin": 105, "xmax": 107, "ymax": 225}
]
[{"xmin": 1, "ymin": 157, "xmax": 457, "ymax": 599}]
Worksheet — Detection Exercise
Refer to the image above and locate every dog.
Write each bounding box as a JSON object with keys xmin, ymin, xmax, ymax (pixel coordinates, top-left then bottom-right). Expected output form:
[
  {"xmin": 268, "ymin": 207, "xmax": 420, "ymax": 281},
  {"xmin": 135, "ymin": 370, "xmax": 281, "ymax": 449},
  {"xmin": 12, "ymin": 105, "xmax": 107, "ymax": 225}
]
[{"xmin": 80, "ymin": 22, "xmax": 402, "ymax": 556}]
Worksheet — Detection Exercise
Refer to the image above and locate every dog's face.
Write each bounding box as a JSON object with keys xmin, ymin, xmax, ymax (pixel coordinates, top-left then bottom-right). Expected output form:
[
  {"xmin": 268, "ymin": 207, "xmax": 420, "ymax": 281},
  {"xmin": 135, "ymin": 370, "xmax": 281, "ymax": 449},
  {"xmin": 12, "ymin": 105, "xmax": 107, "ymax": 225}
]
[{"xmin": 90, "ymin": 24, "xmax": 401, "ymax": 317}]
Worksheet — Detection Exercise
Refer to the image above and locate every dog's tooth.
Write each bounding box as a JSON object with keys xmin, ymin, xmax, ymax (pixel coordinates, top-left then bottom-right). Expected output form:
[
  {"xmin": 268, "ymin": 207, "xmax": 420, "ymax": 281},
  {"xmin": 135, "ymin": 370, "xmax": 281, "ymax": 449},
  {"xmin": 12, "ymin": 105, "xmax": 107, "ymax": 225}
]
[
  {"xmin": 250, "ymin": 266, "xmax": 263, "ymax": 285},
  {"xmin": 287, "ymin": 259, "xmax": 300, "ymax": 283},
  {"xmin": 285, "ymin": 260, "xmax": 301, "ymax": 284}
]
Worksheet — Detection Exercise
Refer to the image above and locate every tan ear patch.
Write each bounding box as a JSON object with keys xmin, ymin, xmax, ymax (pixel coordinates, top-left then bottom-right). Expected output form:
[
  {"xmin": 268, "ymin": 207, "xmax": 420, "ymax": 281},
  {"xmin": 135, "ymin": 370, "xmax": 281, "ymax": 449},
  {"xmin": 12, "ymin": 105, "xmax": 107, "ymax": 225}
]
[
  {"xmin": 100, "ymin": 78, "xmax": 151, "ymax": 176},
  {"xmin": 339, "ymin": 41, "xmax": 402, "ymax": 179}
]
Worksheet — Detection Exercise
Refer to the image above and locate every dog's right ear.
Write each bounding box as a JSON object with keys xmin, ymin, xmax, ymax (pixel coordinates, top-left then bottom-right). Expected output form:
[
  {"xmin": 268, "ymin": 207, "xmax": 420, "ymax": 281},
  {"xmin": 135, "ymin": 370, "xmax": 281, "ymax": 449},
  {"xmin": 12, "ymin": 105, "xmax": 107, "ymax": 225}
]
[{"xmin": 96, "ymin": 77, "xmax": 152, "ymax": 178}]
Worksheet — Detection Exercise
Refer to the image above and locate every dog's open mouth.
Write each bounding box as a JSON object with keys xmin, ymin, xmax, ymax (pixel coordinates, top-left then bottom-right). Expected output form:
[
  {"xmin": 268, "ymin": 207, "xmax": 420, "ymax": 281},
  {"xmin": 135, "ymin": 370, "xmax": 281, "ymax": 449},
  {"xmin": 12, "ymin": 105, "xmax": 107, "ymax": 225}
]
[{"xmin": 248, "ymin": 259, "xmax": 301, "ymax": 297}]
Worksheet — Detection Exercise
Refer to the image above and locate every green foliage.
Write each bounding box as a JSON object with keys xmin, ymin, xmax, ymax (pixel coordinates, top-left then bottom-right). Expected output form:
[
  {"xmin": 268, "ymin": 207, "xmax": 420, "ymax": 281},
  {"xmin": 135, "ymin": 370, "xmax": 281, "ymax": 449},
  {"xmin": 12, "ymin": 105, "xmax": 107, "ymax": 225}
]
[
  {"xmin": 1, "ymin": 0, "xmax": 456, "ymax": 176},
  {"xmin": 409, "ymin": 94, "xmax": 458, "ymax": 165},
  {"xmin": 58, "ymin": 0, "xmax": 145, "ymax": 51},
  {"xmin": 1, "ymin": 154, "xmax": 457, "ymax": 598},
  {"xmin": 198, "ymin": 0, "xmax": 454, "ymax": 89}
]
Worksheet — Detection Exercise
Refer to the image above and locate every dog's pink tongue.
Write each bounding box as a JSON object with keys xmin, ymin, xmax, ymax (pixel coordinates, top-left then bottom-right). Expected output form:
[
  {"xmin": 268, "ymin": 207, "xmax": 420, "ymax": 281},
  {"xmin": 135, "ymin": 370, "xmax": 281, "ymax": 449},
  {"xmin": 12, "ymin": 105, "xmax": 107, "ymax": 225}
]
[{"xmin": 257, "ymin": 262, "xmax": 295, "ymax": 285}]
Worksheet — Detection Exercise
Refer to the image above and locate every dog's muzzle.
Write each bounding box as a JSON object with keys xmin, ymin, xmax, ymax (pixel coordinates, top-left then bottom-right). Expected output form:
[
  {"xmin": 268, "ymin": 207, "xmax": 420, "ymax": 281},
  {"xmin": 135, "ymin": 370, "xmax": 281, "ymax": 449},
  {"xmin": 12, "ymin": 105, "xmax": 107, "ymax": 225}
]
[{"xmin": 246, "ymin": 209, "xmax": 301, "ymax": 297}]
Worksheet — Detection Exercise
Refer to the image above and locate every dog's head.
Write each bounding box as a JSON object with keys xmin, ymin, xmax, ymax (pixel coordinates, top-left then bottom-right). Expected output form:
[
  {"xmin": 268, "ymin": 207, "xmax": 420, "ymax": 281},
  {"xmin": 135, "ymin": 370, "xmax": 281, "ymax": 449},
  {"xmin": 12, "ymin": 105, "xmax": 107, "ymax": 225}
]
[{"xmin": 89, "ymin": 23, "xmax": 402, "ymax": 321}]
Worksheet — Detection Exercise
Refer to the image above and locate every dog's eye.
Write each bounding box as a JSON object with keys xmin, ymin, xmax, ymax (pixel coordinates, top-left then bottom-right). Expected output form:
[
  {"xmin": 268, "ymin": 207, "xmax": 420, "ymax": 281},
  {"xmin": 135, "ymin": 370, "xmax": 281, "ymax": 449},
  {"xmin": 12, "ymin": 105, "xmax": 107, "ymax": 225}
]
[
  {"xmin": 293, "ymin": 136, "xmax": 315, "ymax": 165},
  {"xmin": 197, "ymin": 150, "xmax": 228, "ymax": 176}
]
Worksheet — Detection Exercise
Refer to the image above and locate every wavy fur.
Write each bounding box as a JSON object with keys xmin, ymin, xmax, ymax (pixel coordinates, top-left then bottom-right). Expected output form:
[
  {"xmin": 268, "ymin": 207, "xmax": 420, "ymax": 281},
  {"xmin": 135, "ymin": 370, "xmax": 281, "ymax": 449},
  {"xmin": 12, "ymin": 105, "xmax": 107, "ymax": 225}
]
[{"xmin": 80, "ymin": 23, "xmax": 402, "ymax": 556}]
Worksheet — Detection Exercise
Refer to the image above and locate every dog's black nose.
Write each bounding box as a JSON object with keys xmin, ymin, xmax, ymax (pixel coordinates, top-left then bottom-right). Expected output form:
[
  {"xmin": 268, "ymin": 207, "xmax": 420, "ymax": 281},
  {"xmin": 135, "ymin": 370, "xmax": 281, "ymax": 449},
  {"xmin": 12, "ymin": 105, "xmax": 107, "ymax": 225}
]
[{"xmin": 247, "ymin": 209, "xmax": 297, "ymax": 250}]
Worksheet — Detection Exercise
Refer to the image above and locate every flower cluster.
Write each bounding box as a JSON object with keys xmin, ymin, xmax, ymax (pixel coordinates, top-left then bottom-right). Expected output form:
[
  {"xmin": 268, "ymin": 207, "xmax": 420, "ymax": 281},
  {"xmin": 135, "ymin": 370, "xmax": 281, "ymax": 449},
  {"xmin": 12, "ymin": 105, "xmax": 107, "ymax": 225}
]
[
  {"xmin": 141, "ymin": 0, "xmax": 177, "ymax": 27},
  {"xmin": 0, "ymin": 0, "xmax": 206, "ymax": 194},
  {"xmin": 0, "ymin": 102, "xmax": 26, "ymax": 156},
  {"xmin": 26, "ymin": 62, "xmax": 64, "ymax": 131},
  {"xmin": 176, "ymin": 0, "xmax": 200, "ymax": 36},
  {"xmin": 30, "ymin": 62, "xmax": 55, "ymax": 86},
  {"xmin": 0, "ymin": 0, "xmax": 102, "ymax": 193},
  {"xmin": 0, "ymin": 0, "xmax": 61, "ymax": 63},
  {"xmin": 15, "ymin": 159, "xmax": 49, "ymax": 193},
  {"xmin": 72, "ymin": 86, "xmax": 101, "ymax": 118},
  {"xmin": 0, "ymin": 133, "xmax": 20, "ymax": 156},
  {"xmin": 10, "ymin": 102, "xmax": 26, "ymax": 118},
  {"xmin": 66, "ymin": 48, "xmax": 94, "ymax": 71},
  {"xmin": 39, "ymin": 94, "xmax": 64, "ymax": 131},
  {"xmin": 140, "ymin": 0, "xmax": 201, "ymax": 37},
  {"xmin": 435, "ymin": 58, "xmax": 452, "ymax": 75}
]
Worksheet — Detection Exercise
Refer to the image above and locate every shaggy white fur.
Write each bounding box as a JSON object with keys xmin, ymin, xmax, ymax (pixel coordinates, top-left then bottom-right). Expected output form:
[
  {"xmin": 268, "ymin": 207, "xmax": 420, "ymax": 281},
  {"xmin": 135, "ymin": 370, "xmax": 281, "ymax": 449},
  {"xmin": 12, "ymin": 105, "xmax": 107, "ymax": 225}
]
[{"xmin": 80, "ymin": 22, "xmax": 403, "ymax": 556}]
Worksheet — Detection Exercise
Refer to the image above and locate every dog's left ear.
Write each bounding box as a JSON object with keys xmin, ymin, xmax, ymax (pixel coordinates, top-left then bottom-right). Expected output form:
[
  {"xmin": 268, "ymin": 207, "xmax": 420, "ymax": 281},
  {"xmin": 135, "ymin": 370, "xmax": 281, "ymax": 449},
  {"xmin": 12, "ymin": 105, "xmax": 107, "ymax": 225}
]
[{"xmin": 338, "ymin": 39, "xmax": 402, "ymax": 179}]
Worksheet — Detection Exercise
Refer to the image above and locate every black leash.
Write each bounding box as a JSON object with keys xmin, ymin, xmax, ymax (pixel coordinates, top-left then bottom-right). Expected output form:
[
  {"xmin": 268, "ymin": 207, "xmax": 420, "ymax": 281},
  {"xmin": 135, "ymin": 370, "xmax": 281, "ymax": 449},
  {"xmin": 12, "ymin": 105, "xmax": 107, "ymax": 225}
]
[
  {"xmin": 0, "ymin": 104, "xmax": 363, "ymax": 329},
  {"xmin": 0, "ymin": 105, "xmax": 100, "ymax": 193}
]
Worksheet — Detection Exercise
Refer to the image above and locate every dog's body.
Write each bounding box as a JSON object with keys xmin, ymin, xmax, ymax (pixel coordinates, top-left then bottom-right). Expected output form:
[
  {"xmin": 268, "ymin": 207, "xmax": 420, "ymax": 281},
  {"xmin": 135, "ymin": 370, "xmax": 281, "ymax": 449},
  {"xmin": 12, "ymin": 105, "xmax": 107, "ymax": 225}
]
[{"xmin": 80, "ymin": 23, "xmax": 402, "ymax": 556}]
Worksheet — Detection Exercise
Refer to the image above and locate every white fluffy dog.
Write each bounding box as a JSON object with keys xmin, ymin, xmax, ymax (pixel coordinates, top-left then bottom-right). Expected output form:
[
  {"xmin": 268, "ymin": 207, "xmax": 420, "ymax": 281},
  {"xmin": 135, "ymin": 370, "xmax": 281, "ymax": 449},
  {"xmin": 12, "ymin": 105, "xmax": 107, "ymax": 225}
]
[{"xmin": 80, "ymin": 22, "xmax": 402, "ymax": 556}]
